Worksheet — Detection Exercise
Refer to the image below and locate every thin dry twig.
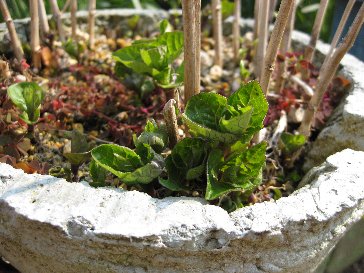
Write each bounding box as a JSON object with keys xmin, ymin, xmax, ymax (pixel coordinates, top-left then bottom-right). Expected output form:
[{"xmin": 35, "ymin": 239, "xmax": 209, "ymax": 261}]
[
  {"xmin": 275, "ymin": 0, "xmax": 299, "ymax": 93},
  {"xmin": 260, "ymin": 0, "xmax": 295, "ymax": 95},
  {"xmin": 88, "ymin": 0, "xmax": 96, "ymax": 49},
  {"xmin": 303, "ymin": 0, "xmax": 329, "ymax": 63},
  {"xmin": 290, "ymin": 75, "xmax": 314, "ymax": 97},
  {"xmin": 182, "ymin": 0, "xmax": 201, "ymax": 101},
  {"xmin": 299, "ymin": 3, "xmax": 364, "ymax": 138},
  {"xmin": 271, "ymin": 110, "xmax": 287, "ymax": 146},
  {"xmin": 61, "ymin": 0, "xmax": 72, "ymax": 13},
  {"xmin": 49, "ymin": 0, "xmax": 65, "ymax": 42},
  {"xmin": 255, "ymin": 0, "xmax": 269, "ymax": 80},
  {"xmin": 0, "ymin": 0, "xmax": 24, "ymax": 63},
  {"xmin": 322, "ymin": 0, "xmax": 355, "ymax": 70},
  {"xmin": 212, "ymin": 0, "xmax": 223, "ymax": 67},
  {"xmin": 38, "ymin": 0, "xmax": 49, "ymax": 39},
  {"xmin": 233, "ymin": 0, "xmax": 240, "ymax": 63},
  {"xmin": 30, "ymin": 0, "xmax": 41, "ymax": 70},
  {"xmin": 71, "ymin": 0, "xmax": 77, "ymax": 41}
]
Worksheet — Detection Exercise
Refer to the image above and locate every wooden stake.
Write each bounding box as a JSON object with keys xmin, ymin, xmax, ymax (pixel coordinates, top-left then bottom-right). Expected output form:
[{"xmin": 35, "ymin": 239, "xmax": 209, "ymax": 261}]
[
  {"xmin": 71, "ymin": 0, "xmax": 77, "ymax": 41},
  {"xmin": 61, "ymin": 0, "xmax": 72, "ymax": 13},
  {"xmin": 299, "ymin": 3, "xmax": 364, "ymax": 138},
  {"xmin": 0, "ymin": 0, "xmax": 24, "ymax": 63},
  {"xmin": 49, "ymin": 0, "xmax": 65, "ymax": 42},
  {"xmin": 38, "ymin": 0, "xmax": 49, "ymax": 39},
  {"xmin": 275, "ymin": 0, "xmax": 299, "ymax": 93},
  {"xmin": 303, "ymin": 0, "xmax": 329, "ymax": 63},
  {"xmin": 269, "ymin": 0, "xmax": 278, "ymax": 23},
  {"xmin": 255, "ymin": 0, "xmax": 269, "ymax": 80},
  {"xmin": 260, "ymin": 0, "xmax": 295, "ymax": 95},
  {"xmin": 322, "ymin": 0, "xmax": 355, "ymax": 70},
  {"xmin": 88, "ymin": 0, "xmax": 96, "ymax": 49},
  {"xmin": 30, "ymin": 0, "xmax": 41, "ymax": 70},
  {"xmin": 212, "ymin": 0, "xmax": 223, "ymax": 67},
  {"xmin": 182, "ymin": 0, "xmax": 201, "ymax": 101},
  {"xmin": 233, "ymin": 0, "xmax": 241, "ymax": 63}
]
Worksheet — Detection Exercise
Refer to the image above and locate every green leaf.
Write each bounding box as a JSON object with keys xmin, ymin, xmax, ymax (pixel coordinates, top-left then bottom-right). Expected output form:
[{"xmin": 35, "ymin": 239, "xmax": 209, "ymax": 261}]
[
  {"xmin": 64, "ymin": 152, "xmax": 91, "ymax": 166},
  {"xmin": 227, "ymin": 81, "xmax": 268, "ymax": 141},
  {"xmin": 156, "ymin": 31, "xmax": 184, "ymax": 63},
  {"xmin": 206, "ymin": 149, "xmax": 237, "ymax": 200},
  {"xmin": 280, "ymin": 132, "xmax": 306, "ymax": 153},
  {"xmin": 135, "ymin": 120, "xmax": 168, "ymax": 153},
  {"xmin": 184, "ymin": 92, "xmax": 227, "ymax": 131},
  {"xmin": 205, "ymin": 142, "xmax": 267, "ymax": 200},
  {"xmin": 160, "ymin": 138, "xmax": 207, "ymax": 191},
  {"xmin": 159, "ymin": 19, "xmax": 173, "ymax": 34},
  {"xmin": 7, "ymin": 82, "xmax": 45, "ymax": 124},
  {"xmin": 140, "ymin": 46, "xmax": 168, "ymax": 70},
  {"xmin": 182, "ymin": 114, "xmax": 238, "ymax": 144},
  {"xmin": 91, "ymin": 144, "xmax": 163, "ymax": 184},
  {"xmin": 89, "ymin": 159, "xmax": 107, "ymax": 187},
  {"xmin": 71, "ymin": 130, "xmax": 89, "ymax": 154},
  {"xmin": 220, "ymin": 105, "xmax": 253, "ymax": 135}
]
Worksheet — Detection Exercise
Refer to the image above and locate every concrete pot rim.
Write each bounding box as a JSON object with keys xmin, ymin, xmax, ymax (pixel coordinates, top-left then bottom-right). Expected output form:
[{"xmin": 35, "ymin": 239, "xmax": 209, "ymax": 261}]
[
  {"xmin": 0, "ymin": 6, "xmax": 363, "ymax": 246},
  {"xmin": 1, "ymin": 9, "xmax": 364, "ymax": 273}
]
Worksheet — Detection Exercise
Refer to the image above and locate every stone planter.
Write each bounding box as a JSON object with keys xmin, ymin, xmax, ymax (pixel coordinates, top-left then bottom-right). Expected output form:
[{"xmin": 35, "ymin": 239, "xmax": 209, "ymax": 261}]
[{"xmin": 1, "ymin": 9, "xmax": 364, "ymax": 273}]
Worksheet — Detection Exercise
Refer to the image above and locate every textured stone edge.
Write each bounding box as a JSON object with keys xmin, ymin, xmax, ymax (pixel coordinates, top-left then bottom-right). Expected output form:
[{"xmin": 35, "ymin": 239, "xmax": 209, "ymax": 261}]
[{"xmin": 1, "ymin": 149, "xmax": 364, "ymax": 272}]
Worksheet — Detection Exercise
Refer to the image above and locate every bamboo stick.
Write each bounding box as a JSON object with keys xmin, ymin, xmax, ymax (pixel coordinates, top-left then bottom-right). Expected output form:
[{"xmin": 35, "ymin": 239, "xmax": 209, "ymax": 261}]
[
  {"xmin": 30, "ymin": 0, "xmax": 41, "ymax": 70},
  {"xmin": 182, "ymin": 0, "xmax": 201, "ymax": 101},
  {"xmin": 233, "ymin": 0, "xmax": 241, "ymax": 63},
  {"xmin": 322, "ymin": 0, "xmax": 355, "ymax": 70},
  {"xmin": 0, "ymin": 0, "xmax": 24, "ymax": 63},
  {"xmin": 49, "ymin": 0, "xmax": 65, "ymax": 42},
  {"xmin": 255, "ymin": 0, "xmax": 269, "ymax": 80},
  {"xmin": 299, "ymin": 3, "xmax": 364, "ymax": 138},
  {"xmin": 38, "ymin": 0, "xmax": 49, "ymax": 38},
  {"xmin": 212, "ymin": 0, "xmax": 223, "ymax": 67},
  {"xmin": 260, "ymin": 0, "xmax": 295, "ymax": 95},
  {"xmin": 303, "ymin": 0, "xmax": 329, "ymax": 63},
  {"xmin": 275, "ymin": 0, "xmax": 298, "ymax": 93},
  {"xmin": 71, "ymin": 0, "xmax": 77, "ymax": 41},
  {"xmin": 88, "ymin": 0, "xmax": 96, "ymax": 49}
]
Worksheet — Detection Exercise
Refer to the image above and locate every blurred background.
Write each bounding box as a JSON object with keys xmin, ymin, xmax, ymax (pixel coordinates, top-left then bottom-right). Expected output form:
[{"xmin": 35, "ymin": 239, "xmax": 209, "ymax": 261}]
[{"xmin": 0, "ymin": 0, "xmax": 335, "ymax": 42}]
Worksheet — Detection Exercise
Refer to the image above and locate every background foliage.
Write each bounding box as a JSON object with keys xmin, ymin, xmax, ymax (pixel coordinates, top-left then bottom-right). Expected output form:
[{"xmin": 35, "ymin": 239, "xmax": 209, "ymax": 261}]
[{"xmin": 0, "ymin": 0, "xmax": 335, "ymax": 42}]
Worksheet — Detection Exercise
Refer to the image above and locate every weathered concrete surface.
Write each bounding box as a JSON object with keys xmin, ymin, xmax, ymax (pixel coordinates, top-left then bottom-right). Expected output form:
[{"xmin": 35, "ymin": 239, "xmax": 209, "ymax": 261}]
[{"xmin": 0, "ymin": 149, "xmax": 364, "ymax": 273}]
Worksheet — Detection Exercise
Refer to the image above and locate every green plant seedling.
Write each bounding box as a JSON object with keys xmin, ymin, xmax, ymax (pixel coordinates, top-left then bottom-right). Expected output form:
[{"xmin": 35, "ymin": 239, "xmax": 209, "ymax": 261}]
[
  {"xmin": 113, "ymin": 19, "xmax": 184, "ymax": 96},
  {"xmin": 63, "ymin": 38, "xmax": 86, "ymax": 60},
  {"xmin": 7, "ymin": 82, "xmax": 45, "ymax": 135},
  {"xmin": 63, "ymin": 130, "xmax": 90, "ymax": 182},
  {"xmin": 91, "ymin": 143, "xmax": 164, "ymax": 185}
]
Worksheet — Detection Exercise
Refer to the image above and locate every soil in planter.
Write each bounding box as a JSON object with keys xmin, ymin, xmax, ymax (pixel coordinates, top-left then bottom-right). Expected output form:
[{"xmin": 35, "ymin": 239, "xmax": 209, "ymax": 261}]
[{"xmin": 0, "ymin": 20, "xmax": 350, "ymax": 210}]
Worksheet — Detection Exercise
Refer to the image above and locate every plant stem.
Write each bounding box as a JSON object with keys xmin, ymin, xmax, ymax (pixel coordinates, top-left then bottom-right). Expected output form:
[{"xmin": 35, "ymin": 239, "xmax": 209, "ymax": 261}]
[
  {"xmin": 0, "ymin": 0, "xmax": 24, "ymax": 63},
  {"xmin": 260, "ymin": 0, "xmax": 295, "ymax": 95},
  {"xmin": 71, "ymin": 164, "xmax": 79, "ymax": 182},
  {"xmin": 88, "ymin": 0, "xmax": 96, "ymax": 49},
  {"xmin": 298, "ymin": 3, "xmax": 364, "ymax": 138},
  {"xmin": 71, "ymin": 0, "xmax": 77, "ymax": 42},
  {"xmin": 275, "ymin": 0, "xmax": 299, "ymax": 93},
  {"xmin": 163, "ymin": 99, "xmax": 179, "ymax": 149},
  {"xmin": 182, "ymin": 0, "xmax": 201, "ymax": 101},
  {"xmin": 49, "ymin": 0, "xmax": 65, "ymax": 42},
  {"xmin": 233, "ymin": 0, "xmax": 240, "ymax": 63},
  {"xmin": 38, "ymin": 0, "xmax": 49, "ymax": 40},
  {"xmin": 212, "ymin": 0, "xmax": 223, "ymax": 67},
  {"xmin": 303, "ymin": 0, "xmax": 329, "ymax": 63},
  {"xmin": 30, "ymin": 0, "xmax": 41, "ymax": 70},
  {"xmin": 255, "ymin": 0, "xmax": 269, "ymax": 80},
  {"xmin": 321, "ymin": 0, "xmax": 355, "ymax": 71}
]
